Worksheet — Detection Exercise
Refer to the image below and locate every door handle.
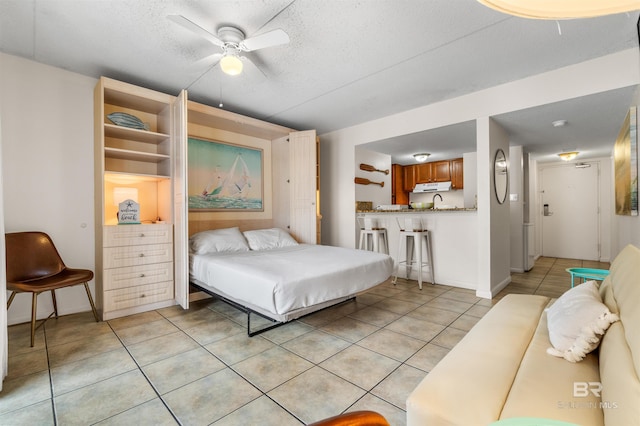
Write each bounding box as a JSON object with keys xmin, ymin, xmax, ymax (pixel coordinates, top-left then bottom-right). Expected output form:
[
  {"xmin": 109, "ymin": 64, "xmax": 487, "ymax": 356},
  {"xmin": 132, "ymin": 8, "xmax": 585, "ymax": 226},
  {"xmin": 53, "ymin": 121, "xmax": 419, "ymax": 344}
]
[{"xmin": 544, "ymin": 204, "xmax": 553, "ymax": 216}]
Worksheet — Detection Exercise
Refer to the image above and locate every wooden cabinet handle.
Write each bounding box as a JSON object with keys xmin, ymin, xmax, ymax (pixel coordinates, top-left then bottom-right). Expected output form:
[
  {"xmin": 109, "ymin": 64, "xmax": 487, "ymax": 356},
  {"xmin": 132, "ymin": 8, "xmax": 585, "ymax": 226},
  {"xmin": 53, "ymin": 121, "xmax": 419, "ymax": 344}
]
[
  {"xmin": 139, "ymin": 273, "xmax": 145, "ymax": 278},
  {"xmin": 139, "ymin": 253, "xmax": 145, "ymax": 257},
  {"xmin": 140, "ymin": 294, "xmax": 146, "ymax": 298},
  {"xmin": 139, "ymin": 233, "xmax": 145, "ymax": 237}
]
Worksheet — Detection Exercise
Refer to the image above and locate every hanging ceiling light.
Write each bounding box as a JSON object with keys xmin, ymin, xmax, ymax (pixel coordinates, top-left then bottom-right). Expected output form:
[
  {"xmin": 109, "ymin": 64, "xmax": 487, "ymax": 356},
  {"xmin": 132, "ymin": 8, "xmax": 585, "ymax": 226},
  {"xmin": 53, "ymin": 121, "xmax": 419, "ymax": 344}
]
[
  {"xmin": 477, "ymin": 0, "xmax": 640, "ymax": 19},
  {"xmin": 220, "ymin": 48, "xmax": 243, "ymax": 76},
  {"xmin": 558, "ymin": 151, "xmax": 579, "ymax": 161},
  {"xmin": 413, "ymin": 153, "xmax": 431, "ymax": 162}
]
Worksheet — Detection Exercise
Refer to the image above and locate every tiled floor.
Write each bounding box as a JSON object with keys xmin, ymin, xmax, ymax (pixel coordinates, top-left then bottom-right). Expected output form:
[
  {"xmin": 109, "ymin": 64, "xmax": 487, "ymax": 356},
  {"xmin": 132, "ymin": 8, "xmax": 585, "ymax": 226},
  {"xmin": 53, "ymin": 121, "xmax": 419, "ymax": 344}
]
[{"xmin": 1, "ymin": 256, "xmax": 609, "ymax": 425}]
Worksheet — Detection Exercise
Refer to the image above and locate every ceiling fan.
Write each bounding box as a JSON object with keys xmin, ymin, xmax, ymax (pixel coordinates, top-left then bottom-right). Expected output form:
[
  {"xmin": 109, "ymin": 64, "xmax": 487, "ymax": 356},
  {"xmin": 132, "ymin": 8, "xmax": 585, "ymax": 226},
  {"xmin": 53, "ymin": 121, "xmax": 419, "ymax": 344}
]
[{"xmin": 168, "ymin": 15, "xmax": 290, "ymax": 76}]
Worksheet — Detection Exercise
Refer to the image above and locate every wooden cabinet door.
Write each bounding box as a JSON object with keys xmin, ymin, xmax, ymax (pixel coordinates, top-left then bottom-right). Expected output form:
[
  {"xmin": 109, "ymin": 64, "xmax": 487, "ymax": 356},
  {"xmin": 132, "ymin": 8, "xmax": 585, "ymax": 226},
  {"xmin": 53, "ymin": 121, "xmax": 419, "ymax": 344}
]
[
  {"xmin": 403, "ymin": 165, "xmax": 416, "ymax": 191},
  {"xmin": 392, "ymin": 164, "xmax": 409, "ymax": 205},
  {"xmin": 451, "ymin": 158, "xmax": 464, "ymax": 189},
  {"xmin": 416, "ymin": 163, "xmax": 433, "ymax": 183},
  {"xmin": 290, "ymin": 130, "xmax": 318, "ymax": 244},
  {"xmin": 432, "ymin": 160, "xmax": 451, "ymax": 182}
]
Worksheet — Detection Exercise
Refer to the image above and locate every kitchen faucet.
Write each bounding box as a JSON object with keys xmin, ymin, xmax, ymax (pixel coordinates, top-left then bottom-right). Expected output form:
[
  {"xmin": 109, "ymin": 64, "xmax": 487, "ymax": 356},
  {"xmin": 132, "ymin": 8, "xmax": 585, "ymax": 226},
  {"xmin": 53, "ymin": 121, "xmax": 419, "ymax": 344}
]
[{"xmin": 433, "ymin": 193, "xmax": 443, "ymax": 208}]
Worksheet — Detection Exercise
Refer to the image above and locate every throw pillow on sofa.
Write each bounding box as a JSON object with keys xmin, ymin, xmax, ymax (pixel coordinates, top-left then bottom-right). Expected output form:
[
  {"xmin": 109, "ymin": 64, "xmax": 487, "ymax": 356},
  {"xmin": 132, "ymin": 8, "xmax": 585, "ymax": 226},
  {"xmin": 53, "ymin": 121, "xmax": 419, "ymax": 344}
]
[{"xmin": 546, "ymin": 280, "xmax": 619, "ymax": 363}]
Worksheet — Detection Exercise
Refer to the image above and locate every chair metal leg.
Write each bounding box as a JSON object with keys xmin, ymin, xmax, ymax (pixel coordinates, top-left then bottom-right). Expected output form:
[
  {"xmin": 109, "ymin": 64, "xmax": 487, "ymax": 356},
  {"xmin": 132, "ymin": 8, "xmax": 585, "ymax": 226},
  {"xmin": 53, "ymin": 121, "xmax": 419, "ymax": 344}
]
[
  {"xmin": 84, "ymin": 283, "xmax": 100, "ymax": 322},
  {"xmin": 51, "ymin": 290, "xmax": 59, "ymax": 319},
  {"xmin": 31, "ymin": 292, "xmax": 38, "ymax": 348},
  {"xmin": 7, "ymin": 291, "xmax": 16, "ymax": 309}
]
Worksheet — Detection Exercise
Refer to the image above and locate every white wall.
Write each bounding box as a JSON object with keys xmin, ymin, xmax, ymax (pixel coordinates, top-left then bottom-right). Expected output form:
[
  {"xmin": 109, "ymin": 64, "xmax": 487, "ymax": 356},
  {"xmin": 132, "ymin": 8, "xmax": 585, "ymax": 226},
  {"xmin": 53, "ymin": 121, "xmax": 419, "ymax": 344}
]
[
  {"xmin": 1, "ymin": 53, "xmax": 97, "ymax": 325},
  {"xmin": 354, "ymin": 147, "xmax": 392, "ymax": 208}
]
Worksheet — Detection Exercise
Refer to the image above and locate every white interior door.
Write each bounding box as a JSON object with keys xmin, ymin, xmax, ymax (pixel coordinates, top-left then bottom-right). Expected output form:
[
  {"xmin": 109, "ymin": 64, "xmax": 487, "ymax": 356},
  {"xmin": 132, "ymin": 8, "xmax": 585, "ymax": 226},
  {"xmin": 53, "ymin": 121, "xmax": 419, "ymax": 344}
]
[
  {"xmin": 540, "ymin": 163, "xmax": 600, "ymax": 260},
  {"xmin": 289, "ymin": 130, "xmax": 317, "ymax": 244}
]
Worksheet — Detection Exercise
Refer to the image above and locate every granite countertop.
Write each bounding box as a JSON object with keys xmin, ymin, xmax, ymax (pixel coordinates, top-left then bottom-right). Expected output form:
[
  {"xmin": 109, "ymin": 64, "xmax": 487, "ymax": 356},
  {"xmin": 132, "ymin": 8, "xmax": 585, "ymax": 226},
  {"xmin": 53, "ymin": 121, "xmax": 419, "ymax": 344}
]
[{"xmin": 357, "ymin": 208, "xmax": 477, "ymax": 213}]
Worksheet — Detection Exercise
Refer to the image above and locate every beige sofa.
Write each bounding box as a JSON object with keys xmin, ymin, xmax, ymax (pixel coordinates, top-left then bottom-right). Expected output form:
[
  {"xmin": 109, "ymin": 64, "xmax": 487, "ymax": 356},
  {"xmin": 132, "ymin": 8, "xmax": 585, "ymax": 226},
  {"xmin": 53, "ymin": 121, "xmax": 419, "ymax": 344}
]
[{"xmin": 406, "ymin": 244, "xmax": 640, "ymax": 426}]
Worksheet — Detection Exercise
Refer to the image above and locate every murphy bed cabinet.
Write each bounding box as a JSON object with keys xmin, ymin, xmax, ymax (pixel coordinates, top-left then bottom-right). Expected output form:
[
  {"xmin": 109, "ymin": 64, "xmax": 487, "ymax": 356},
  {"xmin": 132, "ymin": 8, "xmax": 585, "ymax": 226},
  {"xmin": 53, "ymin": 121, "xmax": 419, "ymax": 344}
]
[{"xmin": 95, "ymin": 77, "xmax": 319, "ymax": 318}]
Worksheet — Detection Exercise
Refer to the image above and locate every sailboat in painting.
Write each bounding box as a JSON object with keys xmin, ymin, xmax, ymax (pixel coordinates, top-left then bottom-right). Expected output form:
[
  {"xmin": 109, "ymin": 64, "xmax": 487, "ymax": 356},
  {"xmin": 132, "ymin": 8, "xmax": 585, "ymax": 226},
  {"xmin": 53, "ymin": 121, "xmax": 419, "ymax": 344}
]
[{"xmin": 191, "ymin": 154, "xmax": 262, "ymax": 210}]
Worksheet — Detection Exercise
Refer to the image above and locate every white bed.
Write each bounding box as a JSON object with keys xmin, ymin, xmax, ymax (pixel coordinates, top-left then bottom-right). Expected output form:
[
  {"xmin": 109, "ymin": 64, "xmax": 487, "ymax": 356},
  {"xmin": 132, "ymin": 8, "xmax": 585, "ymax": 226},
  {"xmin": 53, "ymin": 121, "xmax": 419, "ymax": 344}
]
[{"xmin": 188, "ymin": 228, "xmax": 393, "ymax": 333}]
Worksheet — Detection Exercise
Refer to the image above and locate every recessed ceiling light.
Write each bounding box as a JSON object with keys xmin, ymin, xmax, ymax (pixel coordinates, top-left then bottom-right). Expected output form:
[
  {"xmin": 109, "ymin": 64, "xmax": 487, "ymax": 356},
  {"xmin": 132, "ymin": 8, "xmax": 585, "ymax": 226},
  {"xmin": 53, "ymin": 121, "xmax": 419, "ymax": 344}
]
[{"xmin": 552, "ymin": 120, "xmax": 568, "ymax": 128}]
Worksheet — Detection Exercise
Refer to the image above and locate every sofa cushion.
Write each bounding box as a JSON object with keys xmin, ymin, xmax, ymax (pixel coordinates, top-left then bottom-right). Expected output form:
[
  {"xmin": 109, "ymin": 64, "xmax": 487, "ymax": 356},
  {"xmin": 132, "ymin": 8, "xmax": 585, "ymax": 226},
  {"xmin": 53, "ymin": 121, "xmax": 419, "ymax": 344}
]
[
  {"xmin": 598, "ymin": 244, "xmax": 640, "ymax": 426},
  {"xmin": 406, "ymin": 294, "xmax": 550, "ymax": 426},
  {"xmin": 499, "ymin": 308, "xmax": 603, "ymax": 425},
  {"xmin": 545, "ymin": 280, "xmax": 619, "ymax": 362}
]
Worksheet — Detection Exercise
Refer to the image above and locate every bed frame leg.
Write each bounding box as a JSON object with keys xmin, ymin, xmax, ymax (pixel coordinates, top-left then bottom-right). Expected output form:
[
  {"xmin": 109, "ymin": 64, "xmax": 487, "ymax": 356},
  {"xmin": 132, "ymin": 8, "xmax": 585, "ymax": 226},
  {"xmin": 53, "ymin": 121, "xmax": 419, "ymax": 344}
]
[{"xmin": 247, "ymin": 311, "xmax": 284, "ymax": 337}]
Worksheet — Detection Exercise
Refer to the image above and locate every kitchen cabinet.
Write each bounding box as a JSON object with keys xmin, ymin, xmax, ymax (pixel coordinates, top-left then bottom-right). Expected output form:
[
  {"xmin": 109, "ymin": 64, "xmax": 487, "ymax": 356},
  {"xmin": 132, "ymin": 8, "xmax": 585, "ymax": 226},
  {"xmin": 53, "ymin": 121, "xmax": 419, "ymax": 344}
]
[
  {"xmin": 403, "ymin": 165, "xmax": 416, "ymax": 191},
  {"xmin": 392, "ymin": 164, "xmax": 409, "ymax": 205},
  {"xmin": 451, "ymin": 157, "xmax": 464, "ymax": 189},
  {"xmin": 414, "ymin": 160, "xmax": 451, "ymax": 183}
]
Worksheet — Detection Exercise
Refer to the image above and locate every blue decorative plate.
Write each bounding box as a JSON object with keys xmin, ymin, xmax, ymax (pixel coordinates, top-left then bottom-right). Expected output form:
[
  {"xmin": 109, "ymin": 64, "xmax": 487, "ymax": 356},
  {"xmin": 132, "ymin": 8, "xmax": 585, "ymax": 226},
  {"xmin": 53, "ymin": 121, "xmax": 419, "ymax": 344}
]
[{"xmin": 107, "ymin": 112, "xmax": 148, "ymax": 130}]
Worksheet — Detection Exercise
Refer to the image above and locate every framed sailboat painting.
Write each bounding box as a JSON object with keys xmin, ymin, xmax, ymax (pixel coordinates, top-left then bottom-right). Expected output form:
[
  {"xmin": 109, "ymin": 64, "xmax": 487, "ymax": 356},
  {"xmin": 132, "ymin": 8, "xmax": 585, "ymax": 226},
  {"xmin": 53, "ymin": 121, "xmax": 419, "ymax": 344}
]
[{"xmin": 188, "ymin": 137, "xmax": 264, "ymax": 211}]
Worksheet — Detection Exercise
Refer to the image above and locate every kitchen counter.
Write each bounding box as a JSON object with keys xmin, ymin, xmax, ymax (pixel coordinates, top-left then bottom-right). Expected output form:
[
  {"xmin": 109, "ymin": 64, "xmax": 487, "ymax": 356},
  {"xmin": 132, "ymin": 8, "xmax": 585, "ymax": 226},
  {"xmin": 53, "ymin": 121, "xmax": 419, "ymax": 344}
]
[{"xmin": 357, "ymin": 210, "xmax": 477, "ymax": 290}]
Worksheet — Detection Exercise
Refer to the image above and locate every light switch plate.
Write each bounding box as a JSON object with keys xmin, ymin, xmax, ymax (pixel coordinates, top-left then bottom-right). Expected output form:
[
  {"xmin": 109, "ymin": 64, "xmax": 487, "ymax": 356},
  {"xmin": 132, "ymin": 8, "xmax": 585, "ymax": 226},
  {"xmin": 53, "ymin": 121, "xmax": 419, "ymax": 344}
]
[{"xmin": 509, "ymin": 193, "xmax": 518, "ymax": 201}]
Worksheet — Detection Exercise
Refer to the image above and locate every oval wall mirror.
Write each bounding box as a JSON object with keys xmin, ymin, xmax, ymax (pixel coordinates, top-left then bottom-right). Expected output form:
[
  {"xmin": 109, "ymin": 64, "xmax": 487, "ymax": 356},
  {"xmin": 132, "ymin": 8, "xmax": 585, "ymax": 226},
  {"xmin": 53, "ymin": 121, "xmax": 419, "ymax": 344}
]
[{"xmin": 494, "ymin": 148, "xmax": 508, "ymax": 204}]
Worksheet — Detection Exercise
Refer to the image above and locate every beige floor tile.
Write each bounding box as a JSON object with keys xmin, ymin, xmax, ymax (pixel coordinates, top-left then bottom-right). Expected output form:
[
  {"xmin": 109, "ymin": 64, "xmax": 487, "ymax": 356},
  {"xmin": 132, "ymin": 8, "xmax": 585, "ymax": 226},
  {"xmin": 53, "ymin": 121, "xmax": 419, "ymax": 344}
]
[
  {"xmin": 107, "ymin": 310, "xmax": 165, "ymax": 331},
  {"xmin": 183, "ymin": 317, "xmax": 246, "ymax": 345},
  {"xmin": 357, "ymin": 329, "xmax": 425, "ymax": 362},
  {"xmin": 347, "ymin": 306, "xmax": 401, "ymax": 327},
  {"xmin": 165, "ymin": 305, "xmax": 225, "ymax": 331},
  {"xmin": 320, "ymin": 317, "xmax": 380, "ymax": 343},
  {"xmin": 163, "ymin": 368, "xmax": 261, "ymax": 425},
  {"xmin": 465, "ymin": 304, "xmax": 492, "ymax": 318},
  {"xmin": 391, "ymin": 290, "xmax": 435, "ymax": 304},
  {"xmin": 127, "ymin": 330, "xmax": 199, "ymax": 366},
  {"xmin": 353, "ymin": 292, "xmax": 387, "ymax": 306},
  {"xmin": 47, "ymin": 331, "xmax": 123, "ymax": 368},
  {"xmin": 45, "ymin": 320, "xmax": 113, "ymax": 348},
  {"xmin": 0, "ymin": 399, "xmax": 54, "ymax": 426},
  {"xmin": 205, "ymin": 333, "xmax": 275, "ymax": 365},
  {"xmin": 320, "ymin": 345, "xmax": 400, "ymax": 390},
  {"xmin": 51, "ymin": 347, "xmax": 137, "ymax": 396},
  {"xmin": 260, "ymin": 321, "xmax": 315, "ymax": 345},
  {"xmin": 233, "ymin": 346, "xmax": 313, "ymax": 392},
  {"xmin": 371, "ymin": 364, "xmax": 426, "ymax": 410},
  {"xmin": 268, "ymin": 366, "xmax": 366, "ymax": 424},
  {"xmin": 7, "ymin": 347, "xmax": 48, "ymax": 380},
  {"xmin": 439, "ymin": 289, "xmax": 481, "ymax": 304},
  {"xmin": 114, "ymin": 318, "xmax": 180, "ymax": 346},
  {"xmin": 449, "ymin": 314, "xmax": 481, "ymax": 332},
  {"xmin": 282, "ymin": 330, "xmax": 351, "ymax": 364},
  {"xmin": 431, "ymin": 327, "xmax": 467, "ymax": 349},
  {"xmin": 405, "ymin": 343, "xmax": 450, "ymax": 372},
  {"xmin": 54, "ymin": 370, "xmax": 156, "ymax": 425},
  {"xmin": 384, "ymin": 315, "xmax": 445, "ymax": 342},
  {"xmin": 372, "ymin": 298, "xmax": 421, "ymax": 315},
  {"xmin": 0, "ymin": 370, "xmax": 51, "ymax": 415},
  {"xmin": 212, "ymin": 395, "xmax": 302, "ymax": 426},
  {"xmin": 94, "ymin": 398, "xmax": 177, "ymax": 425},
  {"xmin": 425, "ymin": 297, "xmax": 473, "ymax": 313},
  {"xmin": 348, "ymin": 393, "xmax": 407, "ymax": 426},
  {"xmin": 143, "ymin": 347, "xmax": 226, "ymax": 394},
  {"xmin": 407, "ymin": 305, "xmax": 461, "ymax": 326},
  {"xmin": 8, "ymin": 323, "xmax": 46, "ymax": 355}
]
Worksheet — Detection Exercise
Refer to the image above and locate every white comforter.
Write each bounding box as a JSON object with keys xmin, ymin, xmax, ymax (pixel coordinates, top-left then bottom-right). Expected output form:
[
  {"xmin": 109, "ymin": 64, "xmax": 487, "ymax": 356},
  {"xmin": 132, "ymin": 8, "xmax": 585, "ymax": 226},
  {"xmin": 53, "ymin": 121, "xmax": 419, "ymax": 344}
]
[{"xmin": 190, "ymin": 244, "xmax": 393, "ymax": 318}]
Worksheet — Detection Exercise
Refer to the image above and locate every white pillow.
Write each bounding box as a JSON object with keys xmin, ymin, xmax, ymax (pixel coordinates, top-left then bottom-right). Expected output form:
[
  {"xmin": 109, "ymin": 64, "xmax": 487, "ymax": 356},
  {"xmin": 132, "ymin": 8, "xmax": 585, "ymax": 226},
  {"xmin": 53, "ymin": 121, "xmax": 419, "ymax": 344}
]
[
  {"xmin": 546, "ymin": 280, "xmax": 619, "ymax": 363},
  {"xmin": 243, "ymin": 228, "xmax": 298, "ymax": 251},
  {"xmin": 189, "ymin": 227, "xmax": 249, "ymax": 254}
]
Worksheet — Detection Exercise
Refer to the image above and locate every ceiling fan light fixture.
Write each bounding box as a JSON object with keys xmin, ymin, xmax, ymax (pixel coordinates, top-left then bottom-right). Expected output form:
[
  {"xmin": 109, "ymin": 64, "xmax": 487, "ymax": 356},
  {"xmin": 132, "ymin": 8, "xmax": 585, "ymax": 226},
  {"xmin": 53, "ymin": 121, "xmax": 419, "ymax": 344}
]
[
  {"xmin": 477, "ymin": 0, "xmax": 640, "ymax": 19},
  {"xmin": 413, "ymin": 153, "xmax": 431, "ymax": 162},
  {"xmin": 220, "ymin": 52, "xmax": 243, "ymax": 76},
  {"xmin": 558, "ymin": 151, "xmax": 579, "ymax": 161}
]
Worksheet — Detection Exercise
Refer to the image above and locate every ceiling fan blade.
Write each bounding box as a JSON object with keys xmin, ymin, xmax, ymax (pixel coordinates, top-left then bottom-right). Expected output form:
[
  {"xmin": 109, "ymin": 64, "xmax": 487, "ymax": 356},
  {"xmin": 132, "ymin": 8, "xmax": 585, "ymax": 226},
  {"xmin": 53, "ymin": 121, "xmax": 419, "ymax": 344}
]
[
  {"xmin": 194, "ymin": 53, "xmax": 223, "ymax": 68},
  {"xmin": 167, "ymin": 15, "xmax": 224, "ymax": 48},
  {"xmin": 240, "ymin": 29, "xmax": 289, "ymax": 51}
]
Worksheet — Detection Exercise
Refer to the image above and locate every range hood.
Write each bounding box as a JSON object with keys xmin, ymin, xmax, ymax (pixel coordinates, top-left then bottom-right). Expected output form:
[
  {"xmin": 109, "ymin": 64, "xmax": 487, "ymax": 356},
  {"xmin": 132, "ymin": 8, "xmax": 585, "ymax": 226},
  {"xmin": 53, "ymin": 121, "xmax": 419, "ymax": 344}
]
[{"xmin": 413, "ymin": 182, "xmax": 452, "ymax": 193}]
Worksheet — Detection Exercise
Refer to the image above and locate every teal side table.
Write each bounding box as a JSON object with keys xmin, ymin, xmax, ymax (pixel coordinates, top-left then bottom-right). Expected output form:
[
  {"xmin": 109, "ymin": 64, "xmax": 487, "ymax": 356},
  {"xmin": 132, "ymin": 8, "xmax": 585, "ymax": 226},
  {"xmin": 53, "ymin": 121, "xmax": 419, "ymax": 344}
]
[{"xmin": 565, "ymin": 267, "xmax": 610, "ymax": 288}]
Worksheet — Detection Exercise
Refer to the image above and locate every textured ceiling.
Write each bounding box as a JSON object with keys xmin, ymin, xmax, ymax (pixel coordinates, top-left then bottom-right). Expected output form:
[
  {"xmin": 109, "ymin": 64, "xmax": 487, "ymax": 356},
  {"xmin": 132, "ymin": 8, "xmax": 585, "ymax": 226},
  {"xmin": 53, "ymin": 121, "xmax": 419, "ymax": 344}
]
[{"xmin": 1, "ymin": 0, "xmax": 639, "ymax": 163}]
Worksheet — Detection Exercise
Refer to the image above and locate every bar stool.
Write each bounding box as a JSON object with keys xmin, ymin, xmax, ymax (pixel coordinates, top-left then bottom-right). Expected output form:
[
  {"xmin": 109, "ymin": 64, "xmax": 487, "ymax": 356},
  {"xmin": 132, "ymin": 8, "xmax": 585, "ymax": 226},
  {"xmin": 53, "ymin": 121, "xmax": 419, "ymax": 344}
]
[
  {"xmin": 393, "ymin": 218, "xmax": 434, "ymax": 289},
  {"xmin": 359, "ymin": 229, "xmax": 389, "ymax": 254},
  {"xmin": 358, "ymin": 217, "xmax": 389, "ymax": 254}
]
